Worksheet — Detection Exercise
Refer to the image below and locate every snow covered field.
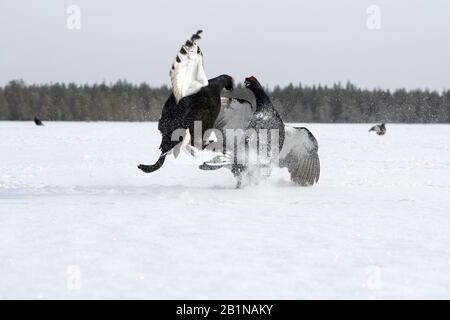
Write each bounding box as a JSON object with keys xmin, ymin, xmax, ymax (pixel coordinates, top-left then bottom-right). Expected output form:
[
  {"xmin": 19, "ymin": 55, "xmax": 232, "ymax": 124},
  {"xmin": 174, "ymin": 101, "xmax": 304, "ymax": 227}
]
[{"xmin": 0, "ymin": 121, "xmax": 449, "ymax": 299}]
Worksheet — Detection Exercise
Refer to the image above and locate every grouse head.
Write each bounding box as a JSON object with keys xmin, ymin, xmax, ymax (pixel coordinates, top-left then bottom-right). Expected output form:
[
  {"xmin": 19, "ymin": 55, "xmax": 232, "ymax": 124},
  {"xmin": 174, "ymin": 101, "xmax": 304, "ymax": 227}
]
[
  {"xmin": 224, "ymin": 75, "xmax": 234, "ymax": 91},
  {"xmin": 215, "ymin": 74, "xmax": 234, "ymax": 91},
  {"xmin": 244, "ymin": 76, "xmax": 272, "ymax": 108},
  {"xmin": 244, "ymin": 76, "xmax": 263, "ymax": 91}
]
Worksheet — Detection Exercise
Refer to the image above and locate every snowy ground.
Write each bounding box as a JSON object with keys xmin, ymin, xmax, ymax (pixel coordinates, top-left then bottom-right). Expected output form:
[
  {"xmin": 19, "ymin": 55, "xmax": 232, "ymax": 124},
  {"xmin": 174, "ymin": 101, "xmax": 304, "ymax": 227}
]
[{"xmin": 0, "ymin": 121, "xmax": 449, "ymax": 299}]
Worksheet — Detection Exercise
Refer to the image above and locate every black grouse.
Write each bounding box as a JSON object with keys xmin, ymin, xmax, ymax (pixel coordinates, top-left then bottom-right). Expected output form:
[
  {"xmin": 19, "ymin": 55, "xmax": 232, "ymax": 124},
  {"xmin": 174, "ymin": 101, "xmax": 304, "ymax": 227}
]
[
  {"xmin": 138, "ymin": 30, "xmax": 233, "ymax": 173},
  {"xmin": 200, "ymin": 78, "xmax": 320, "ymax": 187},
  {"xmin": 369, "ymin": 123, "xmax": 386, "ymax": 135},
  {"xmin": 34, "ymin": 116, "xmax": 44, "ymax": 126},
  {"xmin": 201, "ymin": 76, "xmax": 285, "ymax": 188},
  {"xmin": 232, "ymin": 76, "xmax": 285, "ymax": 186}
]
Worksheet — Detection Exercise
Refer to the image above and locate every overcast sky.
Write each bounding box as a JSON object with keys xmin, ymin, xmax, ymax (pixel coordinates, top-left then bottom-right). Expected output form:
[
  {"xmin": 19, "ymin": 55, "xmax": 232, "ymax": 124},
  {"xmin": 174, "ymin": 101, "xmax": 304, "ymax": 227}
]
[{"xmin": 1, "ymin": 0, "xmax": 449, "ymax": 90}]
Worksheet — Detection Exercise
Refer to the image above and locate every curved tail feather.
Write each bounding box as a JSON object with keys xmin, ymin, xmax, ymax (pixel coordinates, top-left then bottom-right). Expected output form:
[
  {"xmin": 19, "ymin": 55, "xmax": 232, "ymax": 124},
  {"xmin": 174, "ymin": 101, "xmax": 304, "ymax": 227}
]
[{"xmin": 138, "ymin": 154, "xmax": 167, "ymax": 173}]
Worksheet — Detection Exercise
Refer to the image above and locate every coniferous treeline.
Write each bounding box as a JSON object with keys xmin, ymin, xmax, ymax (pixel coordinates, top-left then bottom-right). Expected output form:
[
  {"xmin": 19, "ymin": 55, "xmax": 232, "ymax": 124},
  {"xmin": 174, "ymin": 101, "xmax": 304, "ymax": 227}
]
[{"xmin": 0, "ymin": 79, "xmax": 449, "ymax": 123}]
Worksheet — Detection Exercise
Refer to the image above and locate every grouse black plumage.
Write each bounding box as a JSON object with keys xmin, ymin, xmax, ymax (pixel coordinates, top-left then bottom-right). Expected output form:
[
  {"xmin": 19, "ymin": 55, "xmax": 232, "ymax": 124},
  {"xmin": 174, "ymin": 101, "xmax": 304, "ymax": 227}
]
[
  {"xmin": 34, "ymin": 116, "xmax": 44, "ymax": 126},
  {"xmin": 231, "ymin": 76, "xmax": 285, "ymax": 188},
  {"xmin": 138, "ymin": 31, "xmax": 233, "ymax": 173},
  {"xmin": 369, "ymin": 123, "xmax": 386, "ymax": 135},
  {"xmin": 200, "ymin": 78, "xmax": 320, "ymax": 187},
  {"xmin": 244, "ymin": 76, "xmax": 285, "ymax": 147}
]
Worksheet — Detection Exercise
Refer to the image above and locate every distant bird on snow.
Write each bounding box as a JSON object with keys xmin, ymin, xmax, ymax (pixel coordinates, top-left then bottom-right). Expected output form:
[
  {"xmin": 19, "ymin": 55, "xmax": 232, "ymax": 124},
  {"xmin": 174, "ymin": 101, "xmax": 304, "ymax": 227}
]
[
  {"xmin": 369, "ymin": 123, "xmax": 386, "ymax": 135},
  {"xmin": 34, "ymin": 116, "xmax": 44, "ymax": 126}
]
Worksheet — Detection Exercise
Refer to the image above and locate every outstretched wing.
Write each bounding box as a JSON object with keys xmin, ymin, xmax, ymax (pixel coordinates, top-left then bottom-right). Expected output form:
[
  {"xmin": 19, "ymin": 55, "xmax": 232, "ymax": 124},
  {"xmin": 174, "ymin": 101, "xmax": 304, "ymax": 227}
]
[
  {"xmin": 199, "ymin": 97, "xmax": 254, "ymax": 169},
  {"xmin": 212, "ymin": 97, "xmax": 254, "ymax": 154},
  {"xmin": 214, "ymin": 97, "xmax": 254, "ymax": 132},
  {"xmin": 279, "ymin": 126, "xmax": 320, "ymax": 186},
  {"xmin": 170, "ymin": 30, "xmax": 209, "ymax": 104}
]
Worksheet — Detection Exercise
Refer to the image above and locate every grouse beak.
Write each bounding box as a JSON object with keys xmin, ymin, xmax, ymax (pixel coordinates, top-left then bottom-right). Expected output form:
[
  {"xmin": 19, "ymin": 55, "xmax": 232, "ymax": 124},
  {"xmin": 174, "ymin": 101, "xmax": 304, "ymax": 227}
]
[
  {"xmin": 226, "ymin": 77, "xmax": 234, "ymax": 91},
  {"xmin": 244, "ymin": 79, "xmax": 250, "ymax": 87}
]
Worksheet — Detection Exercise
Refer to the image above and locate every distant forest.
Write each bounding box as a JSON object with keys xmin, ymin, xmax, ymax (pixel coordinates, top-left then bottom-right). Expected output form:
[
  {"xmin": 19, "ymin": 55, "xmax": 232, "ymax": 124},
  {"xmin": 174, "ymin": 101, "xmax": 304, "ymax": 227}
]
[{"xmin": 0, "ymin": 80, "xmax": 449, "ymax": 123}]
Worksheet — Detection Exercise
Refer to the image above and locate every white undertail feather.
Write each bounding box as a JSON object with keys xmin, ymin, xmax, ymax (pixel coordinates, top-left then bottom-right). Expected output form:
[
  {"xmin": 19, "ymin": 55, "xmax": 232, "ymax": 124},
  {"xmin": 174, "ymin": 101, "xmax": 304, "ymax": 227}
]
[{"xmin": 170, "ymin": 30, "xmax": 209, "ymax": 104}]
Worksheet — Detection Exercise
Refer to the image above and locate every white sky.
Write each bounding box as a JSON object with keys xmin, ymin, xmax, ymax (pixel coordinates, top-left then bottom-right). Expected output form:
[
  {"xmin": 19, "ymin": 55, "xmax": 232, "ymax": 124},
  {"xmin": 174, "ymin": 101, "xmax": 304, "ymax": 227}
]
[{"xmin": 1, "ymin": 0, "xmax": 449, "ymax": 90}]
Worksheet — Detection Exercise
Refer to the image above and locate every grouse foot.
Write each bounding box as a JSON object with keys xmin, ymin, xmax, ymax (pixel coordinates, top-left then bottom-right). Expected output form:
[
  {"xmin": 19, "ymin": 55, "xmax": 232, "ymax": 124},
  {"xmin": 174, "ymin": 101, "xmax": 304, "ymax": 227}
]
[{"xmin": 198, "ymin": 163, "xmax": 224, "ymax": 170}]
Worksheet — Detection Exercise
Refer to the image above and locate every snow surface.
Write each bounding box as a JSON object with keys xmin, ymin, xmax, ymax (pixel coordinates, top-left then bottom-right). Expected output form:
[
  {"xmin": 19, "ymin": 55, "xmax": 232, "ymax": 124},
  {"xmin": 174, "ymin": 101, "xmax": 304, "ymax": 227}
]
[{"xmin": 0, "ymin": 121, "xmax": 449, "ymax": 299}]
